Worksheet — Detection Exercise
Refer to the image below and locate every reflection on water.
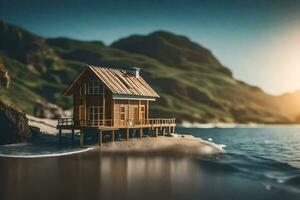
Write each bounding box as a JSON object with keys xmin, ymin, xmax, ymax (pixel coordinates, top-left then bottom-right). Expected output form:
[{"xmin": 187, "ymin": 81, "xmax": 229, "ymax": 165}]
[
  {"xmin": 1, "ymin": 150, "xmax": 299, "ymax": 200},
  {"xmin": 98, "ymin": 155, "xmax": 200, "ymax": 200}
]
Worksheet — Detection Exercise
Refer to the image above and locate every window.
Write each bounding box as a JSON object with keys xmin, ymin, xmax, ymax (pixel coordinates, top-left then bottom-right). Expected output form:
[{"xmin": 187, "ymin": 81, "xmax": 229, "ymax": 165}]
[
  {"xmin": 87, "ymin": 80, "xmax": 103, "ymax": 94},
  {"xmin": 140, "ymin": 105, "xmax": 145, "ymax": 120},
  {"xmin": 88, "ymin": 106, "xmax": 103, "ymax": 125},
  {"xmin": 120, "ymin": 105, "xmax": 125, "ymax": 121}
]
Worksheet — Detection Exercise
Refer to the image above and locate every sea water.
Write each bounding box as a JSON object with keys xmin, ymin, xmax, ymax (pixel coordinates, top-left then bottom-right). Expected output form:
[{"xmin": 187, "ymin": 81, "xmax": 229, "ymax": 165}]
[{"xmin": 0, "ymin": 127, "xmax": 300, "ymax": 200}]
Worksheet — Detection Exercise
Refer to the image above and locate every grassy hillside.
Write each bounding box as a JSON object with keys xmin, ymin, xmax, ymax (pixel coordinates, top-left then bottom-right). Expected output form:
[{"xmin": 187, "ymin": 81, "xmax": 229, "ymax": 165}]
[{"xmin": 0, "ymin": 19, "xmax": 295, "ymax": 123}]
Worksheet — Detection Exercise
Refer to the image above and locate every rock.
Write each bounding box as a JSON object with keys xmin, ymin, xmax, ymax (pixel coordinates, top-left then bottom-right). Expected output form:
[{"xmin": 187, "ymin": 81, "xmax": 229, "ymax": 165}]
[
  {"xmin": 0, "ymin": 100, "xmax": 31, "ymax": 144},
  {"xmin": 29, "ymin": 126, "xmax": 40, "ymax": 137}
]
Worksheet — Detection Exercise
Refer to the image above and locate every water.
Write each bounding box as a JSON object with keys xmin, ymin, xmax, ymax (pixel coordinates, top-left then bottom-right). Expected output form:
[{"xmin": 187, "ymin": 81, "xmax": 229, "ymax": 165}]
[
  {"xmin": 178, "ymin": 127, "xmax": 300, "ymax": 168},
  {"xmin": 0, "ymin": 134, "xmax": 92, "ymax": 158},
  {"xmin": 179, "ymin": 127, "xmax": 300, "ymax": 193},
  {"xmin": 0, "ymin": 127, "xmax": 300, "ymax": 200}
]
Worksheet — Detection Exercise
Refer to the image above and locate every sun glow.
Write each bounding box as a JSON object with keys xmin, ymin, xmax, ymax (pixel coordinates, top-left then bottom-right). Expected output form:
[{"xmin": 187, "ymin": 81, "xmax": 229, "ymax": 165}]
[{"xmin": 263, "ymin": 27, "xmax": 300, "ymax": 94}]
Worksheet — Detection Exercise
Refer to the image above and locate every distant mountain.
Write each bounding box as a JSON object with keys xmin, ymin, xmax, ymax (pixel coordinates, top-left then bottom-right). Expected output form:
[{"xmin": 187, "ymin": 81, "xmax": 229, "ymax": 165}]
[
  {"xmin": 276, "ymin": 91, "xmax": 300, "ymax": 122},
  {"xmin": 0, "ymin": 19, "xmax": 298, "ymax": 123}
]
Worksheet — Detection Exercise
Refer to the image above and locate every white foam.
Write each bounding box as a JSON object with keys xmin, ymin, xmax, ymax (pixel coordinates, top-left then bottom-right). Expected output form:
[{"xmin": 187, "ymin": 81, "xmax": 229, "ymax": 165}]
[
  {"xmin": 2, "ymin": 143, "xmax": 31, "ymax": 147},
  {"xmin": 170, "ymin": 133, "xmax": 226, "ymax": 153},
  {"xmin": 0, "ymin": 147, "xmax": 95, "ymax": 158}
]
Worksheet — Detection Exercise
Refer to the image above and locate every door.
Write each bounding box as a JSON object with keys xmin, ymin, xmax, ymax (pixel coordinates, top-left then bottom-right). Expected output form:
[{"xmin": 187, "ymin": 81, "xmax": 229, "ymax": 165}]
[
  {"xmin": 79, "ymin": 105, "xmax": 86, "ymax": 125},
  {"xmin": 120, "ymin": 105, "xmax": 125, "ymax": 126}
]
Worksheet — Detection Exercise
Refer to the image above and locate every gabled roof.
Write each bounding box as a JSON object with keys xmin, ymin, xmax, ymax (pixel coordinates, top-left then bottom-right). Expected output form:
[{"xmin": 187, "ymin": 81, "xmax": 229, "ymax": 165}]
[{"xmin": 64, "ymin": 65, "xmax": 160, "ymax": 98}]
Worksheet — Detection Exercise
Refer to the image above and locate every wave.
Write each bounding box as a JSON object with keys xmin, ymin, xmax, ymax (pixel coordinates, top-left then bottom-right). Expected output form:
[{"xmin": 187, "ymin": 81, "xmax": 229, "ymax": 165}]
[
  {"xmin": 0, "ymin": 137, "xmax": 95, "ymax": 158},
  {"xmin": 0, "ymin": 147, "xmax": 95, "ymax": 158},
  {"xmin": 196, "ymin": 152, "xmax": 300, "ymax": 192}
]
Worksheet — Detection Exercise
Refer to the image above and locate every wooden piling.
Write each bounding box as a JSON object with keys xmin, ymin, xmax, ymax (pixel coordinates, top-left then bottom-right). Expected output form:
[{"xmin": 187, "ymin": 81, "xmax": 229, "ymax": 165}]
[
  {"xmin": 71, "ymin": 129, "xmax": 74, "ymax": 143},
  {"xmin": 139, "ymin": 128, "xmax": 143, "ymax": 138},
  {"xmin": 155, "ymin": 128, "xmax": 158, "ymax": 137},
  {"xmin": 112, "ymin": 130, "xmax": 115, "ymax": 142},
  {"xmin": 99, "ymin": 130, "xmax": 103, "ymax": 146},
  {"xmin": 58, "ymin": 129, "xmax": 62, "ymax": 143},
  {"xmin": 126, "ymin": 129, "xmax": 129, "ymax": 140},
  {"xmin": 80, "ymin": 130, "xmax": 84, "ymax": 147}
]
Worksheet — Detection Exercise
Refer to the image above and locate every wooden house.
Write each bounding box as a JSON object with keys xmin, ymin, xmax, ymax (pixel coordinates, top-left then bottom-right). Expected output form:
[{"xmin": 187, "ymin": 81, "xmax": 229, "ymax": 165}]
[{"xmin": 57, "ymin": 65, "xmax": 176, "ymax": 146}]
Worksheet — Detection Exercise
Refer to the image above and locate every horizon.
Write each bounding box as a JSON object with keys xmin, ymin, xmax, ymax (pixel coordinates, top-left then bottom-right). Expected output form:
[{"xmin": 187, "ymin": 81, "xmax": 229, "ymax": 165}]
[{"xmin": 1, "ymin": 0, "xmax": 300, "ymax": 95}]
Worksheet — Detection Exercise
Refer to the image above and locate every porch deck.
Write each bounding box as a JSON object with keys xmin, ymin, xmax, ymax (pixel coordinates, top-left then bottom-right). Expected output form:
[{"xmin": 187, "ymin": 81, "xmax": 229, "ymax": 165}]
[
  {"xmin": 57, "ymin": 118, "xmax": 176, "ymax": 147},
  {"xmin": 57, "ymin": 118, "xmax": 176, "ymax": 130}
]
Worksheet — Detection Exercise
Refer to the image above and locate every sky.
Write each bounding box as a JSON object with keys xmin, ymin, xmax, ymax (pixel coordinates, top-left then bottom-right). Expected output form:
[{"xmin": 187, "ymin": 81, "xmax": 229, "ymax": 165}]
[{"xmin": 1, "ymin": 0, "xmax": 300, "ymax": 95}]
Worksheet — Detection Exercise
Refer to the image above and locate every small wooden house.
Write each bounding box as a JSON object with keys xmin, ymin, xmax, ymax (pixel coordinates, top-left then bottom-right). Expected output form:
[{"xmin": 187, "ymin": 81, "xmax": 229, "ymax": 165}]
[{"xmin": 57, "ymin": 65, "xmax": 176, "ymax": 146}]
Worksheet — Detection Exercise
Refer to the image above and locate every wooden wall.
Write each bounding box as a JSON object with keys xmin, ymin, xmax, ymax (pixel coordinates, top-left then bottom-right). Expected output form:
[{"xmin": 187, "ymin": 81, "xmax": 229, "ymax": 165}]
[
  {"xmin": 113, "ymin": 99, "xmax": 148, "ymax": 126},
  {"xmin": 73, "ymin": 72, "xmax": 109, "ymax": 126},
  {"xmin": 71, "ymin": 70, "xmax": 151, "ymax": 127}
]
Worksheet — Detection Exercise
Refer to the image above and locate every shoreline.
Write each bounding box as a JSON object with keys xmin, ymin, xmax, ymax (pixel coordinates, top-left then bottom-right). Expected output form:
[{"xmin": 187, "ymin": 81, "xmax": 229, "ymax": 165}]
[
  {"xmin": 0, "ymin": 134, "xmax": 224, "ymax": 158},
  {"xmin": 26, "ymin": 115, "xmax": 300, "ymax": 137},
  {"xmin": 99, "ymin": 134, "xmax": 224, "ymax": 155},
  {"xmin": 179, "ymin": 122, "xmax": 300, "ymax": 128}
]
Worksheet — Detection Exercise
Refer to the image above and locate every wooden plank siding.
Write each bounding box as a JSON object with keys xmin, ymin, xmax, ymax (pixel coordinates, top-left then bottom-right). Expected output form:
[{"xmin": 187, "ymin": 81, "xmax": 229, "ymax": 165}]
[
  {"xmin": 72, "ymin": 72, "xmax": 107, "ymax": 126},
  {"xmin": 113, "ymin": 99, "xmax": 148, "ymax": 127}
]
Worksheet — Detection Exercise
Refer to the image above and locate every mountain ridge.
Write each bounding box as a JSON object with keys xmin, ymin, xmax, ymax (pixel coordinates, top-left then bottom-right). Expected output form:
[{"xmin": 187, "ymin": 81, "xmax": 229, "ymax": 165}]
[{"xmin": 0, "ymin": 19, "xmax": 299, "ymax": 123}]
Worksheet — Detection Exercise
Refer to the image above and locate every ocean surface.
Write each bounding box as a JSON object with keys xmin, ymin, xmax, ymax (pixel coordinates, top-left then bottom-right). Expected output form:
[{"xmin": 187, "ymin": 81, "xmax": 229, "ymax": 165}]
[{"xmin": 1, "ymin": 127, "xmax": 300, "ymax": 200}]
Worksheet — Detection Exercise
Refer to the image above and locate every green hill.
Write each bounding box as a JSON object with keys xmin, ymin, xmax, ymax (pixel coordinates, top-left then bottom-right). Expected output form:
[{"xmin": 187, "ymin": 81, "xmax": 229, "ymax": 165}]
[{"xmin": 0, "ymin": 19, "xmax": 296, "ymax": 123}]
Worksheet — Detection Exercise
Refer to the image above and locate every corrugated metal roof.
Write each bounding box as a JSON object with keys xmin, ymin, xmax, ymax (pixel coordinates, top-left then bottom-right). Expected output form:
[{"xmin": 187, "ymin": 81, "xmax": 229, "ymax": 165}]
[{"xmin": 65, "ymin": 65, "xmax": 159, "ymax": 98}]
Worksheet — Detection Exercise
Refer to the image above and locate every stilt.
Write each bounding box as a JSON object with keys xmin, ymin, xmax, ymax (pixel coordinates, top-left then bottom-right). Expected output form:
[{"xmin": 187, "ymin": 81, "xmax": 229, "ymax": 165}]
[
  {"xmin": 112, "ymin": 130, "xmax": 115, "ymax": 142},
  {"xmin": 155, "ymin": 128, "xmax": 158, "ymax": 137},
  {"xmin": 162, "ymin": 127, "xmax": 165, "ymax": 136},
  {"xmin": 80, "ymin": 130, "xmax": 84, "ymax": 147},
  {"xmin": 99, "ymin": 130, "xmax": 103, "ymax": 146},
  {"xmin": 71, "ymin": 129, "xmax": 74, "ymax": 143},
  {"xmin": 58, "ymin": 129, "xmax": 62, "ymax": 143},
  {"xmin": 172, "ymin": 126, "xmax": 175, "ymax": 134},
  {"xmin": 134, "ymin": 129, "xmax": 137, "ymax": 138},
  {"xmin": 139, "ymin": 128, "xmax": 143, "ymax": 138},
  {"xmin": 160, "ymin": 126, "xmax": 163, "ymax": 136},
  {"xmin": 169, "ymin": 126, "xmax": 171, "ymax": 134},
  {"xmin": 126, "ymin": 129, "xmax": 129, "ymax": 140}
]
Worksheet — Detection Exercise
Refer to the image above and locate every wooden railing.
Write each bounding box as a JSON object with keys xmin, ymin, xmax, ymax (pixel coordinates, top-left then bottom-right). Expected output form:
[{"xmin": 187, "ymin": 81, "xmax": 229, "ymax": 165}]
[
  {"xmin": 57, "ymin": 118, "xmax": 176, "ymax": 128},
  {"xmin": 58, "ymin": 118, "xmax": 176, "ymax": 127}
]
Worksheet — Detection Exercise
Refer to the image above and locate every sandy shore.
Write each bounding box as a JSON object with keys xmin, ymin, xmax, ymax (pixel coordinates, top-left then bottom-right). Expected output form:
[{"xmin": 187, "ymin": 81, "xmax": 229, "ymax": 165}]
[
  {"xmin": 24, "ymin": 115, "xmax": 223, "ymax": 157},
  {"xmin": 26, "ymin": 115, "xmax": 57, "ymax": 134},
  {"xmin": 98, "ymin": 134, "xmax": 224, "ymax": 156}
]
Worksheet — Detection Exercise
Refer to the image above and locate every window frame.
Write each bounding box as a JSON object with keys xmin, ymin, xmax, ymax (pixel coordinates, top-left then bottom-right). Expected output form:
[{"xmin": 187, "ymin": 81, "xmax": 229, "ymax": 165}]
[
  {"xmin": 120, "ymin": 105, "xmax": 125, "ymax": 121},
  {"xmin": 88, "ymin": 106, "xmax": 103, "ymax": 125},
  {"xmin": 87, "ymin": 80, "xmax": 103, "ymax": 95}
]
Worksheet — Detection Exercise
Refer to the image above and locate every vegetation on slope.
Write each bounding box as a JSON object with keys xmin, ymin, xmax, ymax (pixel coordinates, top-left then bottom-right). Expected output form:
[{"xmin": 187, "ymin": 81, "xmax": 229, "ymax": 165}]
[{"xmin": 0, "ymin": 19, "xmax": 297, "ymax": 123}]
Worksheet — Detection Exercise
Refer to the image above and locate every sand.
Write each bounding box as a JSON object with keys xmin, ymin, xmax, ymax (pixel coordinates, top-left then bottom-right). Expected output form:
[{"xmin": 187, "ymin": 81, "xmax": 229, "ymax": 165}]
[
  {"xmin": 24, "ymin": 114, "xmax": 223, "ymax": 156},
  {"xmin": 98, "ymin": 134, "xmax": 224, "ymax": 155},
  {"xmin": 26, "ymin": 115, "xmax": 57, "ymax": 134}
]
